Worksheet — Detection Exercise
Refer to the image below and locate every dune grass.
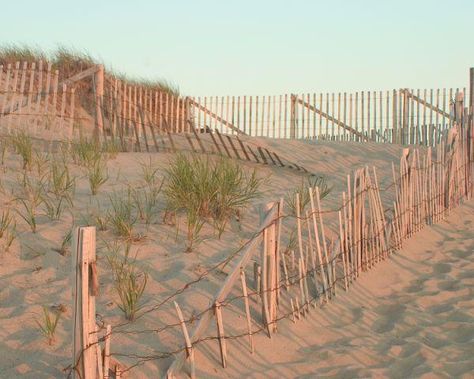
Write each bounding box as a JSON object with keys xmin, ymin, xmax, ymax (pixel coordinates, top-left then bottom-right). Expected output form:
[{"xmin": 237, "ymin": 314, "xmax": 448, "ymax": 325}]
[
  {"xmin": 0, "ymin": 44, "xmax": 180, "ymax": 96},
  {"xmin": 285, "ymin": 175, "xmax": 332, "ymax": 217},
  {"xmin": 35, "ymin": 306, "xmax": 61, "ymax": 345},
  {"xmin": 164, "ymin": 154, "xmax": 262, "ymax": 251},
  {"xmin": 10, "ymin": 131, "xmax": 34, "ymax": 170},
  {"xmin": 106, "ymin": 243, "xmax": 148, "ymax": 321}
]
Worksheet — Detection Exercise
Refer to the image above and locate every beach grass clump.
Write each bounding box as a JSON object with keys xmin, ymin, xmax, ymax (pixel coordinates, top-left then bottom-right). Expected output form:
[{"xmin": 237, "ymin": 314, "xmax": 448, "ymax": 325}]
[
  {"xmin": 108, "ymin": 190, "xmax": 138, "ymax": 240},
  {"xmin": 285, "ymin": 175, "xmax": 332, "ymax": 217},
  {"xmin": 140, "ymin": 157, "xmax": 160, "ymax": 186},
  {"xmin": 16, "ymin": 174, "xmax": 46, "ymax": 233},
  {"xmin": 0, "ymin": 209, "xmax": 16, "ymax": 253},
  {"xmin": 71, "ymin": 138, "xmax": 103, "ymax": 167},
  {"xmin": 40, "ymin": 161, "xmax": 75, "ymax": 220},
  {"xmin": 211, "ymin": 158, "xmax": 261, "ymax": 236},
  {"xmin": 86, "ymin": 158, "xmax": 109, "ymax": 195},
  {"xmin": 0, "ymin": 139, "xmax": 9, "ymax": 167},
  {"xmin": 164, "ymin": 154, "xmax": 262, "ymax": 251},
  {"xmin": 35, "ymin": 306, "xmax": 61, "ymax": 345},
  {"xmin": 49, "ymin": 161, "xmax": 75, "ymax": 200},
  {"xmin": 42, "ymin": 194, "xmax": 68, "ymax": 221},
  {"xmin": 107, "ymin": 244, "xmax": 147, "ymax": 321},
  {"xmin": 10, "ymin": 131, "xmax": 34, "ymax": 170},
  {"xmin": 0, "ymin": 209, "xmax": 14, "ymax": 240},
  {"xmin": 53, "ymin": 229, "xmax": 72, "ymax": 256},
  {"xmin": 0, "ymin": 44, "xmax": 180, "ymax": 96},
  {"xmin": 132, "ymin": 179, "xmax": 163, "ymax": 225}
]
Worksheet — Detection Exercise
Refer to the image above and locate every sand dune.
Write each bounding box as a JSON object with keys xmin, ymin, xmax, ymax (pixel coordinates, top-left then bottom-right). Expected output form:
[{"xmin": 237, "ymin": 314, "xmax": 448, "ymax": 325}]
[
  {"xmin": 0, "ymin": 136, "xmax": 471, "ymax": 378},
  {"xmin": 191, "ymin": 201, "xmax": 473, "ymax": 379}
]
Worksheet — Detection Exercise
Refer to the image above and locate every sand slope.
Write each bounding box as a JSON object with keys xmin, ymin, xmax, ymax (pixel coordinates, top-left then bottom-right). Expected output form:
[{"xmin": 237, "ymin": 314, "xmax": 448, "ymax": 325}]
[
  {"xmin": 193, "ymin": 201, "xmax": 474, "ymax": 379},
  {"xmin": 0, "ymin": 137, "xmax": 470, "ymax": 378}
]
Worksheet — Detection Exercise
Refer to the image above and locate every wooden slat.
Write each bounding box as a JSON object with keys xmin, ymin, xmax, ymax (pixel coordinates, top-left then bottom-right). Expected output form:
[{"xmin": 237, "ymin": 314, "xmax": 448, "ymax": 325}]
[
  {"xmin": 292, "ymin": 94, "xmax": 370, "ymax": 141},
  {"xmin": 61, "ymin": 65, "xmax": 101, "ymax": 86},
  {"xmin": 166, "ymin": 204, "xmax": 278, "ymax": 377},
  {"xmin": 188, "ymin": 97, "xmax": 244, "ymax": 135},
  {"xmin": 402, "ymin": 89, "xmax": 454, "ymax": 120}
]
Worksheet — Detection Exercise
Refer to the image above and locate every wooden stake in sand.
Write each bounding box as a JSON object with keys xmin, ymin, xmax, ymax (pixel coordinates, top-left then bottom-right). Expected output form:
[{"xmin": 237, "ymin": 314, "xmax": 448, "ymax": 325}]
[
  {"xmin": 215, "ymin": 301, "xmax": 227, "ymax": 368},
  {"xmin": 240, "ymin": 269, "xmax": 254, "ymax": 353},
  {"xmin": 72, "ymin": 226, "xmax": 99, "ymax": 379},
  {"xmin": 309, "ymin": 188, "xmax": 329, "ymax": 302},
  {"xmin": 174, "ymin": 301, "xmax": 196, "ymax": 379},
  {"xmin": 103, "ymin": 325, "xmax": 111, "ymax": 379},
  {"xmin": 315, "ymin": 187, "xmax": 333, "ymax": 296}
]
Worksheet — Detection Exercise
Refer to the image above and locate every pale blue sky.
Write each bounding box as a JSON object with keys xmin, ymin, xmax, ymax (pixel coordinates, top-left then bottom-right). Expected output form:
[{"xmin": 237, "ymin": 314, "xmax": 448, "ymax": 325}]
[{"xmin": 1, "ymin": 0, "xmax": 472, "ymax": 96}]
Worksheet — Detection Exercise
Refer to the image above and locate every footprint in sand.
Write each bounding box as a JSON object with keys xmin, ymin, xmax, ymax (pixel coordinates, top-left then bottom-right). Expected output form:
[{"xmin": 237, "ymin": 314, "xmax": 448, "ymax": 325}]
[
  {"xmin": 437, "ymin": 279, "xmax": 461, "ymax": 291},
  {"xmin": 442, "ymin": 360, "xmax": 474, "ymax": 378},
  {"xmin": 446, "ymin": 310, "xmax": 473, "ymax": 323},
  {"xmin": 398, "ymin": 342, "xmax": 420, "ymax": 358},
  {"xmin": 452, "ymin": 249, "xmax": 471, "ymax": 260},
  {"xmin": 372, "ymin": 317, "xmax": 395, "ymax": 333},
  {"xmin": 446, "ymin": 325, "xmax": 474, "ymax": 343},
  {"xmin": 372, "ymin": 303, "xmax": 406, "ymax": 333},
  {"xmin": 458, "ymin": 270, "xmax": 474, "ymax": 279},
  {"xmin": 422, "ymin": 333, "xmax": 446, "ymax": 349},
  {"xmin": 432, "ymin": 262, "xmax": 451, "ymax": 275},
  {"xmin": 387, "ymin": 351, "xmax": 427, "ymax": 379},
  {"xmin": 405, "ymin": 279, "xmax": 425, "ymax": 293},
  {"xmin": 375, "ymin": 303, "xmax": 406, "ymax": 316},
  {"xmin": 427, "ymin": 303, "xmax": 453, "ymax": 315}
]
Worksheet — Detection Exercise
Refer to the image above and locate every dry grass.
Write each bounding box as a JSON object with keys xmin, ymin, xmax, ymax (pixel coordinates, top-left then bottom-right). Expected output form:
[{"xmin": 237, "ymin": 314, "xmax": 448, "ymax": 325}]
[
  {"xmin": 164, "ymin": 154, "xmax": 262, "ymax": 251},
  {"xmin": 0, "ymin": 44, "xmax": 179, "ymax": 96}
]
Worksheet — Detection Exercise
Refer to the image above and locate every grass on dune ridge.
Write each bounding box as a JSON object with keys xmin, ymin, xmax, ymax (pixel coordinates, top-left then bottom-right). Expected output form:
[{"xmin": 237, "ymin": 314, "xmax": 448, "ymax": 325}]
[{"xmin": 0, "ymin": 44, "xmax": 179, "ymax": 96}]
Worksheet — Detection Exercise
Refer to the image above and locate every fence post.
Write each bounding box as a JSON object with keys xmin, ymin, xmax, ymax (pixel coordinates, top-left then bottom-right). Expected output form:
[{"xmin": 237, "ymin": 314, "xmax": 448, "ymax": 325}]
[
  {"xmin": 94, "ymin": 65, "xmax": 104, "ymax": 141},
  {"xmin": 72, "ymin": 226, "xmax": 99, "ymax": 379},
  {"xmin": 290, "ymin": 94, "xmax": 296, "ymax": 139},
  {"xmin": 470, "ymin": 68, "xmax": 474, "ymax": 124},
  {"xmin": 402, "ymin": 89, "xmax": 409, "ymax": 144},
  {"xmin": 392, "ymin": 89, "xmax": 398, "ymax": 144}
]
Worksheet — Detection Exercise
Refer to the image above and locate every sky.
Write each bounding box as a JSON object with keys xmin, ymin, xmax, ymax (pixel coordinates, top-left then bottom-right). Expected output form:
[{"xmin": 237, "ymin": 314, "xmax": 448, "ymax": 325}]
[{"xmin": 1, "ymin": 0, "xmax": 473, "ymax": 96}]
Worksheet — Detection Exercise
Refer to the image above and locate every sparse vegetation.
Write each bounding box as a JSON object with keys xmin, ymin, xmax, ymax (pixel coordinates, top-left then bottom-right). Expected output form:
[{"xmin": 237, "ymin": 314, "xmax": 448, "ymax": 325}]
[
  {"xmin": 107, "ymin": 243, "xmax": 148, "ymax": 321},
  {"xmin": 0, "ymin": 210, "xmax": 16, "ymax": 253},
  {"xmin": 35, "ymin": 306, "xmax": 61, "ymax": 345},
  {"xmin": 140, "ymin": 157, "xmax": 160, "ymax": 186},
  {"xmin": 54, "ymin": 229, "xmax": 72, "ymax": 256},
  {"xmin": 86, "ymin": 159, "xmax": 109, "ymax": 195},
  {"xmin": 71, "ymin": 138, "xmax": 102, "ymax": 167},
  {"xmin": 0, "ymin": 44, "xmax": 180, "ymax": 96},
  {"xmin": 108, "ymin": 190, "xmax": 138, "ymax": 240},
  {"xmin": 10, "ymin": 131, "xmax": 34, "ymax": 170},
  {"xmin": 0, "ymin": 209, "xmax": 14, "ymax": 239},
  {"xmin": 49, "ymin": 161, "xmax": 75, "ymax": 201},
  {"xmin": 285, "ymin": 175, "xmax": 332, "ymax": 217},
  {"xmin": 15, "ymin": 175, "xmax": 46, "ymax": 233},
  {"xmin": 164, "ymin": 154, "xmax": 262, "ymax": 251},
  {"xmin": 132, "ymin": 180, "xmax": 163, "ymax": 225}
]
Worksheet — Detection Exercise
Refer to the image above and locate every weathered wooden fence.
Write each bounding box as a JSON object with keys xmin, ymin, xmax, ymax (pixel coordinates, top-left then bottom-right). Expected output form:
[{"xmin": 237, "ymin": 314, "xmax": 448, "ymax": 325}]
[
  {"xmin": 0, "ymin": 61, "xmax": 77, "ymax": 141},
  {"xmin": 98, "ymin": 83, "xmax": 467, "ymax": 146},
  {"xmin": 2, "ymin": 61, "xmax": 471, "ymax": 150},
  {"xmin": 70, "ymin": 114, "xmax": 473, "ymax": 378}
]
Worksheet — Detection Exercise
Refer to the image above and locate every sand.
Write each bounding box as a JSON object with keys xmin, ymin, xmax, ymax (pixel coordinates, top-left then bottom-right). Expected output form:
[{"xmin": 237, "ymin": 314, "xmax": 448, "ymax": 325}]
[
  {"xmin": 192, "ymin": 201, "xmax": 474, "ymax": 379},
  {"xmin": 0, "ymin": 136, "xmax": 471, "ymax": 378}
]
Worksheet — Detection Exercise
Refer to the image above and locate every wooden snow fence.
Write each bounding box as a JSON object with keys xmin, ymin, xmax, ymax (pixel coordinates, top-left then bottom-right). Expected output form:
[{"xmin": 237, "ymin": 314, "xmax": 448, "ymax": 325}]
[
  {"xmin": 0, "ymin": 60, "xmax": 77, "ymax": 143},
  {"xmin": 68, "ymin": 119, "xmax": 473, "ymax": 378},
  {"xmin": 164, "ymin": 120, "xmax": 473, "ymax": 378},
  {"xmin": 166, "ymin": 201, "xmax": 281, "ymax": 378}
]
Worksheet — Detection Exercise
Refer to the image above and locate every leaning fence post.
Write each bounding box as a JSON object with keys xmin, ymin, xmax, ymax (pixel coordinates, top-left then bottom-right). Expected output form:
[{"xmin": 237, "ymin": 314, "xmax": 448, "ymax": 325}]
[
  {"xmin": 72, "ymin": 226, "xmax": 98, "ymax": 379},
  {"xmin": 103, "ymin": 325, "xmax": 111, "ymax": 379},
  {"xmin": 214, "ymin": 301, "xmax": 227, "ymax": 368},
  {"xmin": 174, "ymin": 301, "xmax": 196, "ymax": 379},
  {"xmin": 94, "ymin": 65, "xmax": 104, "ymax": 141}
]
